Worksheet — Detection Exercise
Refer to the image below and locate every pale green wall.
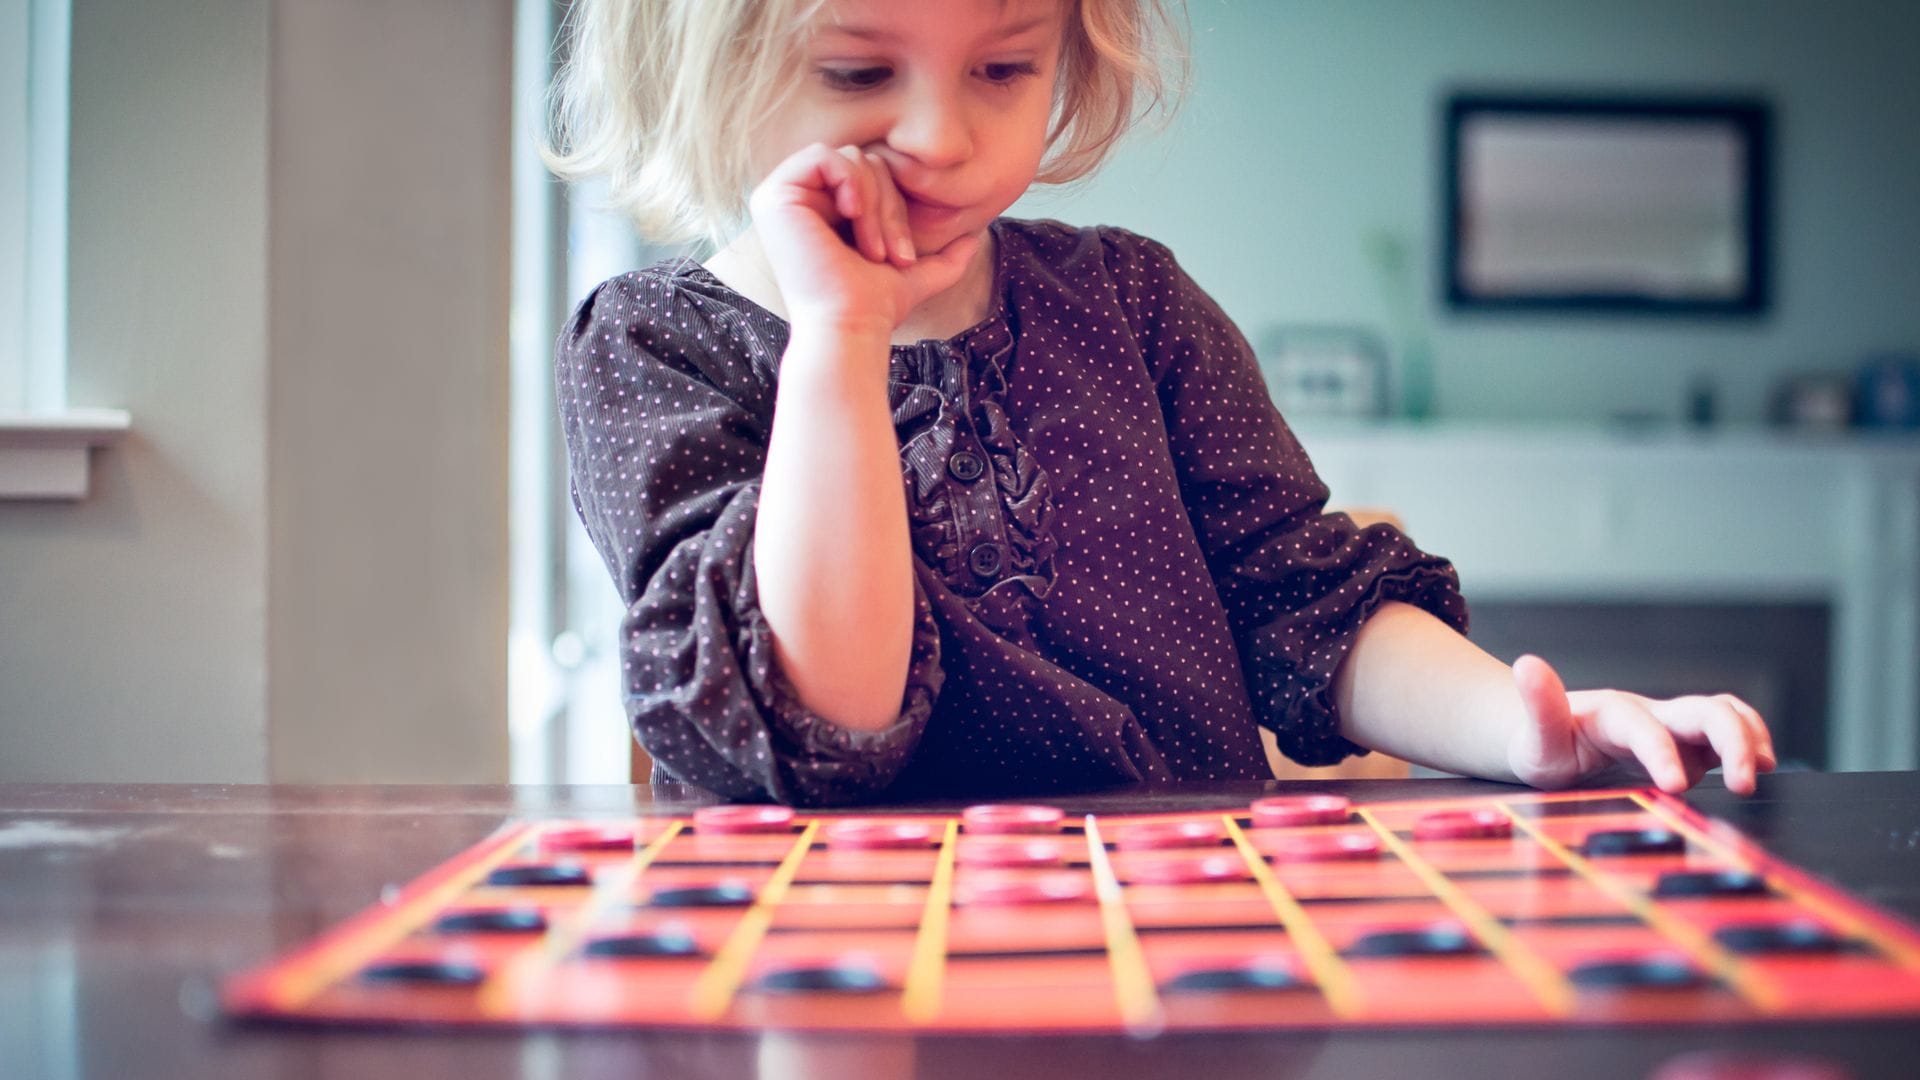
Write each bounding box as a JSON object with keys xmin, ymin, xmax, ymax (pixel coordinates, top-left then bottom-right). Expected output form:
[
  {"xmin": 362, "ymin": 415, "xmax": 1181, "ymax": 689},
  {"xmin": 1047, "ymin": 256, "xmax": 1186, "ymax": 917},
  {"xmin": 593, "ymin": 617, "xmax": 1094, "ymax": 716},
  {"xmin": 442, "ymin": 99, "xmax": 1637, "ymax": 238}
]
[{"xmin": 1015, "ymin": 0, "xmax": 1920, "ymax": 424}]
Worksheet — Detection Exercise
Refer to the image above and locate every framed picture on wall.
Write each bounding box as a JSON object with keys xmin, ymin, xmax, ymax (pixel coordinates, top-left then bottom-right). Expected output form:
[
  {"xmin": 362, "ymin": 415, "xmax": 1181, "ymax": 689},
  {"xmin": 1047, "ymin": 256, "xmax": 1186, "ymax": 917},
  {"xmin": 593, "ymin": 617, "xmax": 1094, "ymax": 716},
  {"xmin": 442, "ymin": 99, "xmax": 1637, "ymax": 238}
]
[{"xmin": 1442, "ymin": 93, "xmax": 1772, "ymax": 315}]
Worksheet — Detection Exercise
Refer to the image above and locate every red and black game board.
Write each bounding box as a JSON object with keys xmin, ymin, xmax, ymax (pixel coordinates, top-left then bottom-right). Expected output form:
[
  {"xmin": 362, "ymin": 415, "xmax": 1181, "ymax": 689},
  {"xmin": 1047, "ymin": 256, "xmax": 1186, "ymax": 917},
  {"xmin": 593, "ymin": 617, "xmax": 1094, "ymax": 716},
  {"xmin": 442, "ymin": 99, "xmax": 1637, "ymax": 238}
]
[{"xmin": 221, "ymin": 788, "xmax": 1920, "ymax": 1033}]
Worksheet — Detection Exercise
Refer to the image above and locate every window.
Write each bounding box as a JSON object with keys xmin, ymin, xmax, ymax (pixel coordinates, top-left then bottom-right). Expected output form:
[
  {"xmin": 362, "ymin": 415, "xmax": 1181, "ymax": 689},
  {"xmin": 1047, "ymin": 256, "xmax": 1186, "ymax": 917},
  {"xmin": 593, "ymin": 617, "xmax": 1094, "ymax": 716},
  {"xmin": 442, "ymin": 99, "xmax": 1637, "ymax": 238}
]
[
  {"xmin": 1, "ymin": 0, "xmax": 126, "ymax": 500},
  {"xmin": 509, "ymin": 0, "xmax": 685, "ymax": 783},
  {"xmin": 2, "ymin": 0, "xmax": 65, "ymax": 411}
]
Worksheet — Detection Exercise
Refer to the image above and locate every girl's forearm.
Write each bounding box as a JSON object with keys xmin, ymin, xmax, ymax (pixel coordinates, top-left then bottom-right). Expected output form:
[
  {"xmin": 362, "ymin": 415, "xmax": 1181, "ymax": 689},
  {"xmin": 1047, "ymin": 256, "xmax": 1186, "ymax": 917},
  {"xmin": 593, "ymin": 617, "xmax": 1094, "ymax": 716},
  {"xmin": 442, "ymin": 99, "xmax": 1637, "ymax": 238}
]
[
  {"xmin": 1330, "ymin": 601, "xmax": 1528, "ymax": 782},
  {"xmin": 753, "ymin": 322, "xmax": 915, "ymax": 733}
]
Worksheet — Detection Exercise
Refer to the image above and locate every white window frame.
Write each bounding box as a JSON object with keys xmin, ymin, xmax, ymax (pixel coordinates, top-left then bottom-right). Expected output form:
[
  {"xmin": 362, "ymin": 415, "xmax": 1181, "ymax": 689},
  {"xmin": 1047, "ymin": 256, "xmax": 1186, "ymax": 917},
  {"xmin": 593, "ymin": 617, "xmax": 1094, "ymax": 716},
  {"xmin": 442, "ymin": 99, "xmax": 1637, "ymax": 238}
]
[{"xmin": 0, "ymin": 0, "xmax": 127, "ymax": 501}]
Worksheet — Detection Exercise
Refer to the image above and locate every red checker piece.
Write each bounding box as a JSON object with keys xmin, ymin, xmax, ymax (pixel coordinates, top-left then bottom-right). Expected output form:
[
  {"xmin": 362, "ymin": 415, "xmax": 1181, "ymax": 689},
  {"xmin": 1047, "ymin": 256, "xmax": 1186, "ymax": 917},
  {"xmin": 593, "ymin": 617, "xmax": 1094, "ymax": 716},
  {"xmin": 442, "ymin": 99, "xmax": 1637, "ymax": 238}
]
[
  {"xmin": 1413, "ymin": 808, "xmax": 1513, "ymax": 841},
  {"xmin": 693, "ymin": 804, "xmax": 796, "ymax": 835},
  {"xmin": 961, "ymin": 804, "xmax": 1065, "ymax": 835},
  {"xmin": 1126, "ymin": 853, "xmax": 1249, "ymax": 885},
  {"xmin": 956, "ymin": 871, "xmax": 1094, "ymax": 906},
  {"xmin": 539, "ymin": 824, "xmax": 639, "ymax": 852},
  {"xmin": 824, "ymin": 818, "xmax": 934, "ymax": 850},
  {"xmin": 1113, "ymin": 818, "xmax": 1225, "ymax": 851},
  {"xmin": 1266, "ymin": 831, "xmax": 1382, "ymax": 863},
  {"xmin": 1250, "ymin": 795, "xmax": 1352, "ymax": 828},
  {"xmin": 957, "ymin": 838, "xmax": 1067, "ymax": 868}
]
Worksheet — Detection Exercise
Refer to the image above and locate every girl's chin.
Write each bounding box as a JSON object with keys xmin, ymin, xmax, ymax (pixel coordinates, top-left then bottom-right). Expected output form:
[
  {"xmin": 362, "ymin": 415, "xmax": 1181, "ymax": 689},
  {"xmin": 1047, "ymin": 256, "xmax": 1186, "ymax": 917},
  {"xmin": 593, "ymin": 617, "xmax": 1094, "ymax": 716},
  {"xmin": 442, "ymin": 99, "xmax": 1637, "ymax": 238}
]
[{"xmin": 912, "ymin": 221, "xmax": 988, "ymax": 259}]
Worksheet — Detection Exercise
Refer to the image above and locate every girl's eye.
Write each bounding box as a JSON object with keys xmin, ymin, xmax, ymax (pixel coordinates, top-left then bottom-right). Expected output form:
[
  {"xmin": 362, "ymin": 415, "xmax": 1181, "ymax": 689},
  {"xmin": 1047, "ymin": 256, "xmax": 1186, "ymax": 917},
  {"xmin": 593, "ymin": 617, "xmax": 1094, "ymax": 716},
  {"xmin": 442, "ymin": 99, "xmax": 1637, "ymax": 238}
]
[
  {"xmin": 820, "ymin": 66, "xmax": 891, "ymax": 91},
  {"xmin": 980, "ymin": 61, "xmax": 1039, "ymax": 86}
]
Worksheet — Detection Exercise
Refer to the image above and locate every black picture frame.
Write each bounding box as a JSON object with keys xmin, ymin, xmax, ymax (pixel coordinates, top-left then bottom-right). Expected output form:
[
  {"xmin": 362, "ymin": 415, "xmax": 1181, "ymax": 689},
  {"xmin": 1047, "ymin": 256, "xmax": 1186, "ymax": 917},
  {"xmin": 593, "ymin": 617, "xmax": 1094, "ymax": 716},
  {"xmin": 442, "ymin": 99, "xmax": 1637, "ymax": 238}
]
[{"xmin": 1442, "ymin": 92, "xmax": 1772, "ymax": 316}]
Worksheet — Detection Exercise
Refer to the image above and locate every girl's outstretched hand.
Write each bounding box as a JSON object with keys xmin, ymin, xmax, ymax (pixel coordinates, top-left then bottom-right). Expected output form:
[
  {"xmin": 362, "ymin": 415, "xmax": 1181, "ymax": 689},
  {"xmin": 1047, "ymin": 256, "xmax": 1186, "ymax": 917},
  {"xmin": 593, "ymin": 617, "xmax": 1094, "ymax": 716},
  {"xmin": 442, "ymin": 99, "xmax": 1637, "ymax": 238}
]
[
  {"xmin": 749, "ymin": 142, "xmax": 980, "ymax": 337},
  {"xmin": 1505, "ymin": 654, "xmax": 1778, "ymax": 795}
]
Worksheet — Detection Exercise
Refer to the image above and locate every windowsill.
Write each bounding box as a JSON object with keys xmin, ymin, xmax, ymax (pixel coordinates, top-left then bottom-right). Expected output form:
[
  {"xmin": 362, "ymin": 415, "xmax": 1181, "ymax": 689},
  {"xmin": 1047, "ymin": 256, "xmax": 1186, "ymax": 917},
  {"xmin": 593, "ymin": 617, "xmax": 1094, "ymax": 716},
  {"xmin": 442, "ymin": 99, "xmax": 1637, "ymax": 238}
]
[{"xmin": 0, "ymin": 408, "xmax": 131, "ymax": 499}]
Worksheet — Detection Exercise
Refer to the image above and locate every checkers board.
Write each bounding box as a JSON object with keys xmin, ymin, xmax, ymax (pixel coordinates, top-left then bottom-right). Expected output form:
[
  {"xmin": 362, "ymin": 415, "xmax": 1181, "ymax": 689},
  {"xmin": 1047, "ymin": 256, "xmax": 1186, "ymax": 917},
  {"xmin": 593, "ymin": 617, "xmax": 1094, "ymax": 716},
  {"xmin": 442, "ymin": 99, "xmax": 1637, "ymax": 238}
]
[{"xmin": 220, "ymin": 788, "xmax": 1920, "ymax": 1034}]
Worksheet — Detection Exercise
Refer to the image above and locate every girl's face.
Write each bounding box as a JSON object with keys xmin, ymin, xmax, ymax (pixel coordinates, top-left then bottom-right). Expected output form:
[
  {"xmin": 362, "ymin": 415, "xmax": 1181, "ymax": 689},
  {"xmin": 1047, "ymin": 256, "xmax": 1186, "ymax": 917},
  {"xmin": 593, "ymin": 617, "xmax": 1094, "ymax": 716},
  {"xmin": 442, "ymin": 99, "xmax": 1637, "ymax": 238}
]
[{"xmin": 756, "ymin": 0, "xmax": 1067, "ymax": 255}]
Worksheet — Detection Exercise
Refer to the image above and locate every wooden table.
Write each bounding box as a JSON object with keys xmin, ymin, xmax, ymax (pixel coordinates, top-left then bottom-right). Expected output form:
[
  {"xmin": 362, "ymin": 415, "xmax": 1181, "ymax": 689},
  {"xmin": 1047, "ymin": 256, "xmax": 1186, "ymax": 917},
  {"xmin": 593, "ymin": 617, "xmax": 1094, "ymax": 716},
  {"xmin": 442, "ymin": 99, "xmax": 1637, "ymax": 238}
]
[{"xmin": 4, "ymin": 773, "xmax": 1919, "ymax": 1079}]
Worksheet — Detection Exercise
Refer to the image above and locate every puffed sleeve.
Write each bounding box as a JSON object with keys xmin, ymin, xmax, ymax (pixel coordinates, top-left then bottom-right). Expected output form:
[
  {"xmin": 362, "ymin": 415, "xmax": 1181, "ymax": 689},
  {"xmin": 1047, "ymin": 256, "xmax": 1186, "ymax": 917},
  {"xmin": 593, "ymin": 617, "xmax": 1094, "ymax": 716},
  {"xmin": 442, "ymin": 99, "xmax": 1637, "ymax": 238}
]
[
  {"xmin": 1103, "ymin": 232, "xmax": 1469, "ymax": 767},
  {"xmin": 554, "ymin": 272, "xmax": 944, "ymax": 804}
]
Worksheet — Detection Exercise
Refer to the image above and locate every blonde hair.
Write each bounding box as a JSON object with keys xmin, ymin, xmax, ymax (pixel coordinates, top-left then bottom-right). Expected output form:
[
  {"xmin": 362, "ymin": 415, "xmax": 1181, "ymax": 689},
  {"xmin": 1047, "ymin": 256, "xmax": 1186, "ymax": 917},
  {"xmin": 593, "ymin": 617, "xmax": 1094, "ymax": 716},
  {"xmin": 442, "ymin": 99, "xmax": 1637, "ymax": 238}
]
[{"xmin": 542, "ymin": 0, "xmax": 1188, "ymax": 249}]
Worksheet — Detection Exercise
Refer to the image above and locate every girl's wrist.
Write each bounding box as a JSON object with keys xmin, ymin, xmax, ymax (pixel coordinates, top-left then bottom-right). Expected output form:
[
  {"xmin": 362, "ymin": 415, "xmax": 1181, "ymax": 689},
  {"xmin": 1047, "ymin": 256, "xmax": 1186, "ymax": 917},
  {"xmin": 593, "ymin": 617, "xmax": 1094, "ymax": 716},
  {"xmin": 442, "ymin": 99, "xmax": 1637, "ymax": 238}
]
[
  {"xmin": 779, "ymin": 323, "xmax": 895, "ymax": 400},
  {"xmin": 786, "ymin": 307, "xmax": 896, "ymax": 345}
]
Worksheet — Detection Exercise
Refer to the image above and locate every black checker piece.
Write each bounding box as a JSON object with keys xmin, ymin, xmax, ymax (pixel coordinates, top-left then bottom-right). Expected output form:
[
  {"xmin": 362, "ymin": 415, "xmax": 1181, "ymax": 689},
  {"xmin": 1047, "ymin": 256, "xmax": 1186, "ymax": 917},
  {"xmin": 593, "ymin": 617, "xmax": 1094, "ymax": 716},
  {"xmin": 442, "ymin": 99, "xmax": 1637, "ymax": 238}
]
[
  {"xmin": 1652, "ymin": 870, "xmax": 1770, "ymax": 898},
  {"xmin": 1344, "ymin": 924, "xmax": 1483, "ymax": 958},
  {"xmin": 1714, "ymin": 921, "xmax": 1855, "ymax": 955},
  {"xmin": 359, "ymin": 959, "xmax": 487, "ymax": 986},
  {"xmin": 1582, "ymin": 829, "xmax": 1687, "ymax": 857},
  {"xmin": 1161, "ymin": 964, "xmax": 1304, "ymax": 993},
  {"xmin": 434, "ymin": 907, "xmax": 548, "ymax": 934},
  {"xmin": 486, "ymin": 863, "xmax": 592, "ymax": 887},
  {"xmin": 645, "ymin": 882, "xmax": 757, "ymax": 908},
  {"xmin": 581, "ymin": 929, "xmax": 704, "ymax": 959},
  {"xmin": 1569, "ymin": 955, "xmax": 1714, "ymax": 991}
]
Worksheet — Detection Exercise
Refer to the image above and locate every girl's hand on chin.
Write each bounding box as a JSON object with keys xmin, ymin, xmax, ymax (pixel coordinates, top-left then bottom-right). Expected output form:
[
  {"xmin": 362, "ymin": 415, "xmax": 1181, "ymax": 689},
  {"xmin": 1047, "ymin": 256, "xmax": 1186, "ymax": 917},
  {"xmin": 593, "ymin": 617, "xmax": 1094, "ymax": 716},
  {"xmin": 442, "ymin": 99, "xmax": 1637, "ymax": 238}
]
[
  {"xmin": 1505, "ymin": 654, "xmax": 1778, "ymax": 795},
  {"xmin": 749, "ymin": 143, "xmax": 979, "ymax": 337}
]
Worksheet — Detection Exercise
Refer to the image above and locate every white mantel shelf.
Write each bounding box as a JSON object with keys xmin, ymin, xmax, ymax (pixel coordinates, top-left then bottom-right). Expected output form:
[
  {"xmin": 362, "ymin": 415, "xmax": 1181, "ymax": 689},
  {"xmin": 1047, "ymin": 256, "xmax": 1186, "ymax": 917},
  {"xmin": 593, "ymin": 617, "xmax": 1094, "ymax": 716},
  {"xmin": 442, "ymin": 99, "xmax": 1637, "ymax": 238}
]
[
  {"xmin": 1294, "ymin": 420, "xmax": 1920, "ymax": 773},
  {"xmin": 0, "ymin": 408, "xmax": 132, "ymax": 499}
]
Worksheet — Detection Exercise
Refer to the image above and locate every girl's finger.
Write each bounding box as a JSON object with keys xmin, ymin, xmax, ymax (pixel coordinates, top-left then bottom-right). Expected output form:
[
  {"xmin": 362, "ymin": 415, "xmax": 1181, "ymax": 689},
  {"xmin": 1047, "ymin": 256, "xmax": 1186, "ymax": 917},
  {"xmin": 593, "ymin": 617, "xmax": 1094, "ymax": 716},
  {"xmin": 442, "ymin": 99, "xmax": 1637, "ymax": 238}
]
[
  {"xmin": 835, "ymin": 146, "xmax": 887, "ymax": 263},
  {"xmin": 1720, "ymin": 694, "xmax": 1777, "ymax": 771},
  {"xmin": 1508, "ymin": 654, "xmax": 1575, "ymax": 785},
  {"xmin": 747, "ymin": 143, "xmax": 854, "ymax": 224},
  {"xmin": 867, "ymin": 152, "xmax": 916, "ymax": 265},
  {"xmin": 900, "ymin": 231, "xmax": 979, "ymax": 307},
  {"xmin": 1647, "ymin": 694, "xmax": 1773, "ymax": 790},
  {"xmin": 1590, "ymin": 699, "xmax": 1689, "ymax": 793},
  {"xmin": 1698, "ymin": 704, "xmax": 1758, "ymax": 795}
]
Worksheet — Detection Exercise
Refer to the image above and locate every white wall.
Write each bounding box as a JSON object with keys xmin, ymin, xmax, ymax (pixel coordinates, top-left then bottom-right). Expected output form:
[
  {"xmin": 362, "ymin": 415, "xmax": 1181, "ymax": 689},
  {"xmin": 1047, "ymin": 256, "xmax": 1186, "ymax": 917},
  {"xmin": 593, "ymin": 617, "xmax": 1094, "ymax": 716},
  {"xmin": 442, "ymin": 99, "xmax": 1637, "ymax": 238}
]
[
  {"xmin": 1016, "ymin": 0, "xmax": 1920, "ymax": 424},
  {"xmin": 0, "ymin": 0, "xmax": 511, "ymax": 784}
]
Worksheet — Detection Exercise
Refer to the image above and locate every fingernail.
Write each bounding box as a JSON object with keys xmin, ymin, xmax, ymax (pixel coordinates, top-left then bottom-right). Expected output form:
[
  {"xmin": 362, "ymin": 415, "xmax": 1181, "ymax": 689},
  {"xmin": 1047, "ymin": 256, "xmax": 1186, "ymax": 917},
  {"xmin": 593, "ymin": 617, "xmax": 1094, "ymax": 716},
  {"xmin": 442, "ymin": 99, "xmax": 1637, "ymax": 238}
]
[{"xmin": 894, "ymin": 237, "xmax": 916, "ymax": 263}]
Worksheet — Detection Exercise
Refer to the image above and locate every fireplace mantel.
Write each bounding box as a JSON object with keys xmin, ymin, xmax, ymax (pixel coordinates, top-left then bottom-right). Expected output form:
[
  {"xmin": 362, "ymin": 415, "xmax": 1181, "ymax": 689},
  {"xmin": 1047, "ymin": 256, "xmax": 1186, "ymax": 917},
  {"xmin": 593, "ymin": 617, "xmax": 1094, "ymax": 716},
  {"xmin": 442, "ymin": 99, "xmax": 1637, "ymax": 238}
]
[{"xmin": 1296, "ymin": 420, "xmax": 1920, "ymax": 772}]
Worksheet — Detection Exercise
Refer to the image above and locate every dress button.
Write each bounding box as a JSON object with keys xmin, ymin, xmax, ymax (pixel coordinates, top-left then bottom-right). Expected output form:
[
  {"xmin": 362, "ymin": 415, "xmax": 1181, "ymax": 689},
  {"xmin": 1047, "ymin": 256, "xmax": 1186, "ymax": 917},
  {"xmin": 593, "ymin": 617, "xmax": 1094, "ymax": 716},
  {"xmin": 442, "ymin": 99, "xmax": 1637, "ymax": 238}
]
[
  {"xmin": 947, "ymin": 450, "xmax": 986, "ymax": 484},
  {"xmin": 968, "ymin": 541, "xmax": 1006, "ymax": 579}
]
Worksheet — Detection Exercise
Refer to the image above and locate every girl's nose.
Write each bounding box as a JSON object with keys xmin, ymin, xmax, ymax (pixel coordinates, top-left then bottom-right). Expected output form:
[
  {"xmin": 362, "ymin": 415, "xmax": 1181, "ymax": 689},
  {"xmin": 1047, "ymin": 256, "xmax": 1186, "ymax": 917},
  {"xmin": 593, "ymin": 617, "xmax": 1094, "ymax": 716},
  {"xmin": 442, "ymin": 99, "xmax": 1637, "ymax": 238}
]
[{"xmin": 887, "ymin": 88, "xmax": 971, "ymax": 169}]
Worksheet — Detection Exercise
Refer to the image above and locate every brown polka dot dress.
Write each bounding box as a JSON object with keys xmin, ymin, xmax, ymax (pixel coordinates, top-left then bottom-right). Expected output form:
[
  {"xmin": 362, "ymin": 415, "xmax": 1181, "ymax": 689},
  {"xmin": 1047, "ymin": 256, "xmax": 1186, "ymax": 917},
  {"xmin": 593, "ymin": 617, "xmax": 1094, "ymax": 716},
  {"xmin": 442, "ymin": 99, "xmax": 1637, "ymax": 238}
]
[{"xmin": 556, "ymin": 218, "xmax": 1467, "ymax": 805}]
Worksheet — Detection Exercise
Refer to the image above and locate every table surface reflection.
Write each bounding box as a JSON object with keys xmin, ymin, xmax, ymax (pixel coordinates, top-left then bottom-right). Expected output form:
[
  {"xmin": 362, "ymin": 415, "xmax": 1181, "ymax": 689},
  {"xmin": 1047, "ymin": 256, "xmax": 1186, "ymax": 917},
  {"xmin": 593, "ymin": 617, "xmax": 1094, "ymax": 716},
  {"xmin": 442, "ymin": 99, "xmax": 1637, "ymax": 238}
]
[{"xmin": 3, "ymin": 772, "xmax": 1919, "ymax": 1080}]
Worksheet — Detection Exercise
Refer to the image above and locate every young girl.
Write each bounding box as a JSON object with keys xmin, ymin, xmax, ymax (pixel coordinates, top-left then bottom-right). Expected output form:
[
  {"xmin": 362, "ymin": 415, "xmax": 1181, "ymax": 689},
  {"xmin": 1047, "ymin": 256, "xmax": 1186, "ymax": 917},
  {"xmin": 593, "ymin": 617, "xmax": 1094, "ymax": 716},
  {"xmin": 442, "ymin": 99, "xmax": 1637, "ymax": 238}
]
[{"xmin": 544, "ymin": 0, "xmax": 1776, "ymax": 805}]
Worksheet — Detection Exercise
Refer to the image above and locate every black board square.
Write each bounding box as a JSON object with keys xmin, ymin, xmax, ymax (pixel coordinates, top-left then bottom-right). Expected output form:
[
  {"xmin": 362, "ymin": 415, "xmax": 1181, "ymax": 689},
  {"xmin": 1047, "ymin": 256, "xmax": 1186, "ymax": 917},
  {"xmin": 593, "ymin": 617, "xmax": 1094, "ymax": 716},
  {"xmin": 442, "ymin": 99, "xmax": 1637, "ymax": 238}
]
[
  {"xmin": 359, "ymin": 959, "xmax": 487, "ymax": 986},
  {"xmin": 1512, "ymin": 797, "xmax": 1648, "ymax": 819}
]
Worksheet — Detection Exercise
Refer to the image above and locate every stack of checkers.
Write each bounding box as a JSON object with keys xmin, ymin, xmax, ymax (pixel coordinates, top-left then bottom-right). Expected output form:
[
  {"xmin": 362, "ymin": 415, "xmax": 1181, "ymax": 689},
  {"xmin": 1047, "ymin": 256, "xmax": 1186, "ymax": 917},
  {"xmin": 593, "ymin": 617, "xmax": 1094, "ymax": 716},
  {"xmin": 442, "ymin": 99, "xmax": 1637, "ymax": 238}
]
[{"xmin": 220, "ymin": 789, "xmax": 1920, "ymax": 1033}]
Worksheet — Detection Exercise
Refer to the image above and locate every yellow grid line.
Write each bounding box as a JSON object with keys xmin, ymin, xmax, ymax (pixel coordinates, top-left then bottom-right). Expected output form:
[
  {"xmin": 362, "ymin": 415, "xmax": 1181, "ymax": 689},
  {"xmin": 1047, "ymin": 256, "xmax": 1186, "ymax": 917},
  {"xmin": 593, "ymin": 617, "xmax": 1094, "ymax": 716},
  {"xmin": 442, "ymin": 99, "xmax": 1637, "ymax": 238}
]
[
  {"xmin": 474, "ymin": 820, "xmax": 685, "ymax": 1017},
  {"xmin": 1355, "ymin": 806, "xmax": 1576, "ymax": 1017},
  {"xmin": 1082, "ymin": 815, "xmax": 1163, "ymax": 1033},
  {"xmin": 1629, "ymin": 791, "xmax": 1920, "ymax": 971},
  {"xmin": 1220, "ymin": 815, "xmax": 1362, "ymax": 1017},
  {"xmin": 1499, "ymin": 802, "xmax": 1783, "ymax": 1012},
  {"xmin": 900, "ymin": 819, "xmax": 961, "ymax": 1022},
  {"xmin": 263, "ymin": 822, "xmax": 537, "ymax": 1009},
  {"xmin": 688, "ymin": 820, "xmax": 821, "ymax": 1021}
]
